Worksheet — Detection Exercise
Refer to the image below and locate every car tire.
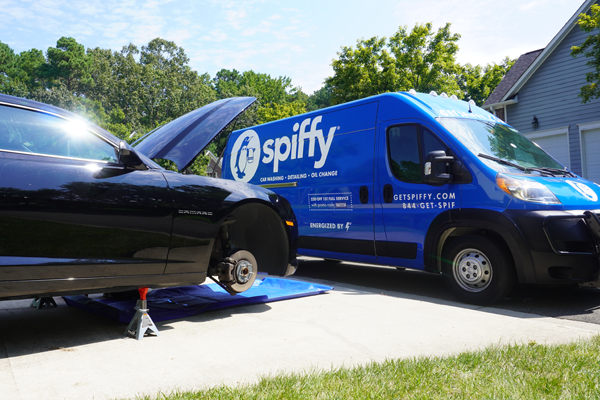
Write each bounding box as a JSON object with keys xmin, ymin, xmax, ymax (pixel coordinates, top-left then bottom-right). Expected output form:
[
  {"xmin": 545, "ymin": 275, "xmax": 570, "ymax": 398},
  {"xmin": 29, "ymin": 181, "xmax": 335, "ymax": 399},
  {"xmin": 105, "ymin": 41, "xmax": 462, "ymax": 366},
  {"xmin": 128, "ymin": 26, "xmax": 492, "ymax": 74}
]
[{"xmin": 441, "ymin": 235, "xmax": 516, "ymax": 305}]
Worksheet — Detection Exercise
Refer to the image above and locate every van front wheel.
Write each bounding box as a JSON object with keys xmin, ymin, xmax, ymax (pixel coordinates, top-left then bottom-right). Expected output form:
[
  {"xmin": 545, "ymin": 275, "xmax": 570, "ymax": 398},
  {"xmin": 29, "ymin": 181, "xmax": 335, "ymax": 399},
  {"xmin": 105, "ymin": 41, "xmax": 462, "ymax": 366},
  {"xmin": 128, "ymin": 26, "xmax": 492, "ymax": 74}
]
[{"xmin": 442, "ymin": 236, "xmax": 515, "ymax": 305}]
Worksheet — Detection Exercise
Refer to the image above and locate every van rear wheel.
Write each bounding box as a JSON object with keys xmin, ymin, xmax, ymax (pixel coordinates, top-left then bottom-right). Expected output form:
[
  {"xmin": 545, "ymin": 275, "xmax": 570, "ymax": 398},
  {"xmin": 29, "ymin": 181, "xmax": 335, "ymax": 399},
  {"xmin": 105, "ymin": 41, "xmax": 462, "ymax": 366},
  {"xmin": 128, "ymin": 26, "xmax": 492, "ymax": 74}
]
[{"xmin": 442, "ymin": 235, "xmax": 515, "ymax": 305}]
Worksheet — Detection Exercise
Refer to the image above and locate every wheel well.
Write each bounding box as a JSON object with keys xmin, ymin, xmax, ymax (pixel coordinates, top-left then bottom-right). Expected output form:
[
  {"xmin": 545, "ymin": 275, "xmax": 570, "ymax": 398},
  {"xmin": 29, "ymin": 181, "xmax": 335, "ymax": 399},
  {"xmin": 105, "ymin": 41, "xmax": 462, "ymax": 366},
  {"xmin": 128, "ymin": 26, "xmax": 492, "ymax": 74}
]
[
  {"xmin": 437, "ymin": 227, "xmax": 515, "ymax": 273},
  {"xmin": 221, "ymin": 202, "xmax": 290, "ymax": 276}
]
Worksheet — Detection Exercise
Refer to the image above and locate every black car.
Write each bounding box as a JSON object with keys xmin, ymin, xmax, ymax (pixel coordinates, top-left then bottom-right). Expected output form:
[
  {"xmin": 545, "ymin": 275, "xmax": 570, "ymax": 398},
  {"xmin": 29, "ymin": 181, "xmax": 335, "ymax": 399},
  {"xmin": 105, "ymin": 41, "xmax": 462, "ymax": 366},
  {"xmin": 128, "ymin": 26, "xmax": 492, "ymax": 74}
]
[{"xmin": 0, "ymin": 94, "xmax": 298, "ymax": 300}]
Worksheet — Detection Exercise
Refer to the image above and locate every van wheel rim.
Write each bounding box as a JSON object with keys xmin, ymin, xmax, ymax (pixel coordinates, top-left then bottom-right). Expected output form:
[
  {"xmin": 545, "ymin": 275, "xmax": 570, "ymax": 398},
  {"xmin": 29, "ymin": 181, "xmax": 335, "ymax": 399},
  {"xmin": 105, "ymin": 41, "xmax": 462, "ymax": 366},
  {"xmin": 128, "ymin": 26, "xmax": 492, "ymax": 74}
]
[{"xmin": 452, "ymin": 248, "xmax": 492, "ymax": 292}]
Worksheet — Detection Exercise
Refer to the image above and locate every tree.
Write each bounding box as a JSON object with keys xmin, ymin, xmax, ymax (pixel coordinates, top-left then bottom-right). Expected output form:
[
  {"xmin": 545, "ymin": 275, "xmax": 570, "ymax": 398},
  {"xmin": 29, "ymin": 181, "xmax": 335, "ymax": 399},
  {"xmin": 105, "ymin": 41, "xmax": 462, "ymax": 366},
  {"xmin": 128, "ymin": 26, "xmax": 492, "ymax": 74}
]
[
  {"xmin": 137, "ymin": 38, "xmax": 216, "ymax": 129},
  {"xmin": 326, "ymin": 23, "xmax": 461, "ymax": 105},
  {"xmin": 256, "ymin": 101, "xmax": 307, "ymax": 124},
  {"xmin": 213, "ymin": 69, "xmax": 298, "ymax": 104},
  {"xmin": 0, "ymin": 42, "xmax": 23, "ymax": 96},
  {"xmin": 14, "ymin": 48, "xmax": 46, "ymax": 91},
  {"xmin": 571, "ymin": 4, "xmax": 600, "ymax": 103},
  {"xmin": 84, "ymin": 39, "xmax": 217, "ymax": 140},
  {"xmin": 212, "ymin": 68, "xmax": 307, "ymax": 127},
  {"xmin": 39, "ymin": 37, "xmax": 93, "ymax": 94},
  {"xmin": 459, "ymin": 57, "xmax": 515, "ymax": 106},
  {"xmin": 0, "ymin": 42, "xmax": 17, "ymax": 83},
  {"xmin": 307, "ymin": 83, "xmax": 333, "ymax": 111}
]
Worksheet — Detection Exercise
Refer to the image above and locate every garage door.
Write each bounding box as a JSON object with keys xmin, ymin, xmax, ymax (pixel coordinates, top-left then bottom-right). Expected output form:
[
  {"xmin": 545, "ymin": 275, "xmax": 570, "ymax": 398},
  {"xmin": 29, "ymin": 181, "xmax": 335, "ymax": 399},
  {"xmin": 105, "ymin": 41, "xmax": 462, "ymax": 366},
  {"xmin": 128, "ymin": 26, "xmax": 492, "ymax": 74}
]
[
  {"xmin": 531, "ymin": 133, "xmax": 570, "ymax": 168},
  {"xmin": 582, "ymin": 128, "xmax": 600, "ymax": 183}
]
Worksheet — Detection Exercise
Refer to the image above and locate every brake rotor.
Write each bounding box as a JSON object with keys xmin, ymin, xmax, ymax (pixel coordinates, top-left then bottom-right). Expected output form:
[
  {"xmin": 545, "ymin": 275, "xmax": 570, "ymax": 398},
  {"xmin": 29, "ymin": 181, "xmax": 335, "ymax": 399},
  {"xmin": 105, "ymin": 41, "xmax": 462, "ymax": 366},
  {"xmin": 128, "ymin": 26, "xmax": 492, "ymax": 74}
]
[{"xmin": 225, "ymin": 250, "xmax": 257, "ymax": 294}]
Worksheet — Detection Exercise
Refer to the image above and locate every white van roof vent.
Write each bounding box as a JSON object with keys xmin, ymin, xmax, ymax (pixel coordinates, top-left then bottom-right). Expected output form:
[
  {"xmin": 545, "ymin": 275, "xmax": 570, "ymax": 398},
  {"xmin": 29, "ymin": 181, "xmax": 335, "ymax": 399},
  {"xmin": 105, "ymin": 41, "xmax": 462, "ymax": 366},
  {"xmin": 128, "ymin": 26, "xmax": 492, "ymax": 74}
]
[
  {"xmin": 450, "ymin": 95, "xmax": 458, "ymax": 100},
  {"xmin": 440, "ymin": 92, "xmax": 448, "ymax": 98},
  {"xmin": 429, "ymin": 91, "xmax": 438, "ymax": 97},
  {"xmin": 408, "ymin": 89, "xmax": 417, "ymax": 95}
]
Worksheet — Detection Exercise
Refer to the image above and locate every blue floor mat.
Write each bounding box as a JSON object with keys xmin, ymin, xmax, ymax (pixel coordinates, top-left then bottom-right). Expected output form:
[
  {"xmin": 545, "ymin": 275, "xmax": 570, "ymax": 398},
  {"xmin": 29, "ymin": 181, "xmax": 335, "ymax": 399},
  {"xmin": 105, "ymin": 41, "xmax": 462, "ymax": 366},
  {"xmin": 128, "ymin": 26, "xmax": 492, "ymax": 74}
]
[{"xmin": 63, "ymin": 277, "xmax": 333, "ymax": 324}]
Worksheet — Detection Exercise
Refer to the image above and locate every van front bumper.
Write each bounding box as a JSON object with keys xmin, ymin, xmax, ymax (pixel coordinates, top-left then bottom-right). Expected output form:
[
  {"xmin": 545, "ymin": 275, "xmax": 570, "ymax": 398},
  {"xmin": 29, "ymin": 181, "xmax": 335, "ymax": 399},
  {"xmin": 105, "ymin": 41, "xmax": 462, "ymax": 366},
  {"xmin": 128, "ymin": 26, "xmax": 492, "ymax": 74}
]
[{"xmin": 504, "ymin": 209, "xmax": 600, "ymax": 285}]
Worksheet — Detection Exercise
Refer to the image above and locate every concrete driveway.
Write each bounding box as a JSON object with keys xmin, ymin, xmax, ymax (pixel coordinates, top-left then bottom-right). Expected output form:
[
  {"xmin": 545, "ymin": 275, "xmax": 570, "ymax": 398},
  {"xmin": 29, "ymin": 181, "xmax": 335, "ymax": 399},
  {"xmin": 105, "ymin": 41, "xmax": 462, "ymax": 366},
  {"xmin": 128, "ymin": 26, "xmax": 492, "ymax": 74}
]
[{"xmin": 1, "ymin": 273, "xmax": 599, "ymax": 400}]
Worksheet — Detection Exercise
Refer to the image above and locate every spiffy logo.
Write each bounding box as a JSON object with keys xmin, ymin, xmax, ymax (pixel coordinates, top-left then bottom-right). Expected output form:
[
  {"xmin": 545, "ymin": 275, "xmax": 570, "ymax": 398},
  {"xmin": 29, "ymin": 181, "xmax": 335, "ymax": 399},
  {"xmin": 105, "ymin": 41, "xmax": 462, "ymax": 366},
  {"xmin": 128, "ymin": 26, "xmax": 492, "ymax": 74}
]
[
  {"xmin": 566, "ymin": 180, "xmax": 598, "ymax": 202},
  {"xmin": 231, "ymin": 115, "xmax": 337, "ymax": 182},
  {"xmin": 230, "ymin": 130, "xmax": 261, "ymax": 183},
  {"xmin": 261, "ymin": 116, "xmax": 336, "ymax": 173}
]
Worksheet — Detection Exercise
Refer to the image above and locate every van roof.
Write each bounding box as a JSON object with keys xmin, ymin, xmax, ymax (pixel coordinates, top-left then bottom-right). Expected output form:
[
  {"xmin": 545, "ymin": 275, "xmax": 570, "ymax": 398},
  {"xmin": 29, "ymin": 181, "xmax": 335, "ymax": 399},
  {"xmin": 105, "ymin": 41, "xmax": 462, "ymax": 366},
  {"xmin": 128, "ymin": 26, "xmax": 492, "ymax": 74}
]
[{"xmin": 395, "ymin": 91, "xmax": 506, "ymax": 125}]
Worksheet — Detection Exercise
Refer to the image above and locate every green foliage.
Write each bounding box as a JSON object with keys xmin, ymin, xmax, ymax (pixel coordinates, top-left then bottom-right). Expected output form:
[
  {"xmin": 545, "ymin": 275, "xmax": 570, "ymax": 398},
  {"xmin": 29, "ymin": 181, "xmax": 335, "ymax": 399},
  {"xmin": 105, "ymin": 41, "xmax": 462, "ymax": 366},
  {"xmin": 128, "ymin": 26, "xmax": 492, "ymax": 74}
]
[
  {"xmin": 213, "ymin": 69, "xmax": 297, "ymax": 105},
  {"xmin": 459, "ymin": 57, "xmax": 515, "ymax": 106},
  {"xmin": 40, "ymin": 37, "xmax": 93, "ymax": 94},
  {"xmin": 86, "ymin": 40, "xmax": 217, "ymax": 137},
  {"xmin": 136, "ymin": 38, "xmax": 217, "ymax": 129},
  {"xmin": 256, "ymin": 101, "xmax": 307, "ymax": 124},
  {"xmin": 0, "ymin": 41, "xmax": 17, "ymax": 84},
  {"xmin": 326, "ymin": 23, "xmax": 461, "ymax": 105},
  {"xmin": 0, "ymin": 42, "xmax": 33, "ymax": 97},
  {"xmin": 571, "ymin": 4, "xmax": 600, "ymax": 103},
  {"xmin": 306, "ymin": 83, "xmax": 333, "ymax": 111},
  {"xmin": 14, "ymin": 48, "xmax": 46, "ymax": 91}
]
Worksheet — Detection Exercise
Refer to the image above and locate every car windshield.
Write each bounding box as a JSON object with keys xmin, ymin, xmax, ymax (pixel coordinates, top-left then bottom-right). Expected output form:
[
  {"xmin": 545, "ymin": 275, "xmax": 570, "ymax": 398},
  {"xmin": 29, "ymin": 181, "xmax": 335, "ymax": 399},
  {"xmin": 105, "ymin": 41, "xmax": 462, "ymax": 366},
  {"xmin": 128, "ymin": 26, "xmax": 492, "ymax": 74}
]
[{"xmin": 437, "ymin": 118, "xmax": 565, "ymax": 174}]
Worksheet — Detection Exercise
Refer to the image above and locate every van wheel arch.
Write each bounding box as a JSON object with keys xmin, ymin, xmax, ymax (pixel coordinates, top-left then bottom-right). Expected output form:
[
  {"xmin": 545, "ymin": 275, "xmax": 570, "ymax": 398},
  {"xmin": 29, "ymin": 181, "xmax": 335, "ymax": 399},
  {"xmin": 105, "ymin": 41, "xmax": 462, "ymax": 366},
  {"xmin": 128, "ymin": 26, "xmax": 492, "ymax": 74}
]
[
  {"xmin": 438, "ymin": 227, "xmax": 511, "ymax": 270},
  {"xmin": 425, "ymin": 209, "xmax": 534, "ymax": 284}
]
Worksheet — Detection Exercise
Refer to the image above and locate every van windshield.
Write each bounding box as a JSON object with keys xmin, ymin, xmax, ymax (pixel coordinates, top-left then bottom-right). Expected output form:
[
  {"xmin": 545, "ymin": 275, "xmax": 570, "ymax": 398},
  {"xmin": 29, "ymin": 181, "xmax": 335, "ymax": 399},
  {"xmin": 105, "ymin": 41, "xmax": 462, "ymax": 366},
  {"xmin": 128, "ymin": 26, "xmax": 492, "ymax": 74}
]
[{"xmin": 437, "ymin": 118, "xmax": 566, "ymax": 174}]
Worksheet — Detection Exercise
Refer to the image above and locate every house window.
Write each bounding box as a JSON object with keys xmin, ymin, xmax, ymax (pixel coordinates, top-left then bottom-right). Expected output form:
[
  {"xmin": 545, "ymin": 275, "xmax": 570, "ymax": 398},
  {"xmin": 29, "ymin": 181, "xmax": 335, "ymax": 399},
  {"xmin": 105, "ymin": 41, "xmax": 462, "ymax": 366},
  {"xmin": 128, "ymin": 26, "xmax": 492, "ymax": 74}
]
[{"xmin": 495, "ymin": 107, "xmax": 505, "ymax": 122}]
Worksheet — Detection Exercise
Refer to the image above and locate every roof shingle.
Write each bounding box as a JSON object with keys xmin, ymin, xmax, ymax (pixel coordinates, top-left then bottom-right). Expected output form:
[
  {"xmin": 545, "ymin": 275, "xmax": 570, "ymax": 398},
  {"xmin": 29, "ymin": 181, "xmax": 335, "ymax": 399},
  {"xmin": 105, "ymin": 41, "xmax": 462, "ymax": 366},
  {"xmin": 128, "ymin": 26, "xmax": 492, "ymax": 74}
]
[{"xmin": 483, "ymin": 49, "xmax": 544, "ymax": 107}]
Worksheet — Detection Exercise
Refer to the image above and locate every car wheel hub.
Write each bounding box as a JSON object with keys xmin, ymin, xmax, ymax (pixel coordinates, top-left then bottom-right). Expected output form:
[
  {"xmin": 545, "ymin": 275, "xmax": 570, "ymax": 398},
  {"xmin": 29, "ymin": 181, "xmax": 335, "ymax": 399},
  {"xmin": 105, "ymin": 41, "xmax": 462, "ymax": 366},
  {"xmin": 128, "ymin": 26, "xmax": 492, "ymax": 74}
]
[
  {"xmin": 235, "ymin": 260, "xmax": 253, "ymax": 284},
  {"xmin": 453, "ymin": 248, "xmax": 492, "ymax": 292}
]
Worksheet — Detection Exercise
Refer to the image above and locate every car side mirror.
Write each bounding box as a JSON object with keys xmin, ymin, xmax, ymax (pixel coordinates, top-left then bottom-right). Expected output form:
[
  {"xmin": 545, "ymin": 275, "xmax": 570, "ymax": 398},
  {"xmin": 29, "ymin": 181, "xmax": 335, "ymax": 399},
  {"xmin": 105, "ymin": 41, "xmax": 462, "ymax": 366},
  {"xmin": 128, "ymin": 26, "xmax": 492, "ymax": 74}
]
[
  {"xmin": 118, "ymin": 141, "xmax": 146, "ymax": 170},
  {"xmin": 424, "ymin": 150, "xmax": 453, "ymax": 185}
]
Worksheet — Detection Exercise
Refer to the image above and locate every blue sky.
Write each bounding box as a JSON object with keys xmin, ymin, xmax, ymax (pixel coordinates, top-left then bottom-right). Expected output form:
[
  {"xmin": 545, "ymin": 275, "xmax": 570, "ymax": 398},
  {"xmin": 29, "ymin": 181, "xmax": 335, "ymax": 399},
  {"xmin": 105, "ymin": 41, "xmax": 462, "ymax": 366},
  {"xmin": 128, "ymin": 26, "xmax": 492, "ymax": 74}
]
[{"xmin": 0, "ymin": 0, "xmax": 584, "ymax": 94}]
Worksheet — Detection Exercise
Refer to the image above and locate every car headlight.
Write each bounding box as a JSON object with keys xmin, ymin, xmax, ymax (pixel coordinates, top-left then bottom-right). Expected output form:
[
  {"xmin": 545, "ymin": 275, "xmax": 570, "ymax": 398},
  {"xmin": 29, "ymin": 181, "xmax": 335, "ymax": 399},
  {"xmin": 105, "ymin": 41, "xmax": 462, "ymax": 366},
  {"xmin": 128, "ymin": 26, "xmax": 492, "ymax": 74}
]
[{"xmin": 496, "ymin": 173, "xmax": 561, "ymax": 204}]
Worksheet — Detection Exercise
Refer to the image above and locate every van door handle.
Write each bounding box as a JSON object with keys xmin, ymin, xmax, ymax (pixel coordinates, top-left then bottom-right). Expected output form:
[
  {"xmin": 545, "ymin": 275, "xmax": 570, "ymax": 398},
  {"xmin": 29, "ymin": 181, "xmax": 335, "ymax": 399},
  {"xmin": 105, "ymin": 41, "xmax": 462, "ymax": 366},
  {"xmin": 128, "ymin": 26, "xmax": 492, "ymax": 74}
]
[
  {"xmin": 359, "ymin": 186, "xmax": 369, "ymax": 204},
  {"xmin": 383, "ymin": 184, "xmax": 393, "ymax": 203}
]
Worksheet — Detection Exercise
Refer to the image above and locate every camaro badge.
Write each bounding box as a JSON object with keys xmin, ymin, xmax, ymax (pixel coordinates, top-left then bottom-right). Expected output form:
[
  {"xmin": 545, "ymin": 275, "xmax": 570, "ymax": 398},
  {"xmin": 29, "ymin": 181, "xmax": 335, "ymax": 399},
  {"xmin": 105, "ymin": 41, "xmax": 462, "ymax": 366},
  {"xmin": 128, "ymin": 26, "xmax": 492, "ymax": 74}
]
[{"xmin": 178, "ymin": 210, "xmax": 213, "ymax": 216}]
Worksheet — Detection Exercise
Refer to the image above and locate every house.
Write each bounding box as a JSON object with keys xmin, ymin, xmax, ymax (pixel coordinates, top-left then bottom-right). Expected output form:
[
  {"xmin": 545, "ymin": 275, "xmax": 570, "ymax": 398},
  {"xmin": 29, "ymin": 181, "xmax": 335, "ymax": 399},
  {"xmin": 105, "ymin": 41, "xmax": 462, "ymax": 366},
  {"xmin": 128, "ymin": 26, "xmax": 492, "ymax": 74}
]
[
  {"xmin": 483, "ymin": 0, "xmax": 600, "ymax": 183},
  {"xmin": 206, "ymin": 150, "xmax": 222, "ymax": 178}
]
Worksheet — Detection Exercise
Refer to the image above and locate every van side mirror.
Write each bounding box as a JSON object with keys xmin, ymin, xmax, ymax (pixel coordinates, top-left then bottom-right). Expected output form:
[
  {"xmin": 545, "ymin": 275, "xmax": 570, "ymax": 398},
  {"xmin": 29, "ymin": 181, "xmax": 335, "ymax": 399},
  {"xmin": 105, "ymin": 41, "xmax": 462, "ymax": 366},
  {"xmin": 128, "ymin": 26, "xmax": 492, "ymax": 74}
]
[
  {"xmin": 424, "ymin": 150, "xmax": 453, "ymax": 185},
  {"xmin": 118, "ymin": 141, "xmax": 146, "ymax": 170}
]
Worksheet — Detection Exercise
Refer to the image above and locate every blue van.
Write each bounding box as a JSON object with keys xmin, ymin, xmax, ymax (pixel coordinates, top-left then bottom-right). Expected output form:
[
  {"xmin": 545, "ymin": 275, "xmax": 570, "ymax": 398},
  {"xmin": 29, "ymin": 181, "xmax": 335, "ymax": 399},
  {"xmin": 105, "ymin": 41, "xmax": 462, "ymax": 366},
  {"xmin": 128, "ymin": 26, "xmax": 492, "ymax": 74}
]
[{"xmin": 222, "ymin": 91, "xmax": 600, "ymax": 304}]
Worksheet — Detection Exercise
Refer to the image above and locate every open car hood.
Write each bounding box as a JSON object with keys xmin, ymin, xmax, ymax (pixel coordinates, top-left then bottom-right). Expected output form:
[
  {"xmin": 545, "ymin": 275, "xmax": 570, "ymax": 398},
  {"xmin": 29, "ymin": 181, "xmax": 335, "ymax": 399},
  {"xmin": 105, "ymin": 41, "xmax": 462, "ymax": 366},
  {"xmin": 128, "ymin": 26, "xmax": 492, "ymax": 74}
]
[{"xmin": 134, "ymin": 97, "xmax": 256, "ymax": 171}]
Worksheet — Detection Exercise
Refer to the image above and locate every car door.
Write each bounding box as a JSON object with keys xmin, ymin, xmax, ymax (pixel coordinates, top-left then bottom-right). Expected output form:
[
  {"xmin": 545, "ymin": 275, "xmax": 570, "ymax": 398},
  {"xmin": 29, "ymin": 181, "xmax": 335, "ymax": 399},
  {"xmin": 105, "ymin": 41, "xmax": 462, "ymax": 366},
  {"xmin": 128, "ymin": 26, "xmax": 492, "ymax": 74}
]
[
  {"xmin": 0, "ymin": 103, "xmax": 173, "ymax": 285},
  {"xmin": 376, "ymin": 120, "xmax": 461, "ymax": 269}
]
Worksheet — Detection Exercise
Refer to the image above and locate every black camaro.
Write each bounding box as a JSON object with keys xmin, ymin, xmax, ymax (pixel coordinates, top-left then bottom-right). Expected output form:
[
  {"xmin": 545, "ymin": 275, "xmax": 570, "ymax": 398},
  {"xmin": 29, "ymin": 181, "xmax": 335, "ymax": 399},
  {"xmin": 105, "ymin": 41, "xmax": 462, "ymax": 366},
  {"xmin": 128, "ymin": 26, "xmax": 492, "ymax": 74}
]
[{"xmin": 0, "ymin": 94, "xmax": 298, "ymax": 300}]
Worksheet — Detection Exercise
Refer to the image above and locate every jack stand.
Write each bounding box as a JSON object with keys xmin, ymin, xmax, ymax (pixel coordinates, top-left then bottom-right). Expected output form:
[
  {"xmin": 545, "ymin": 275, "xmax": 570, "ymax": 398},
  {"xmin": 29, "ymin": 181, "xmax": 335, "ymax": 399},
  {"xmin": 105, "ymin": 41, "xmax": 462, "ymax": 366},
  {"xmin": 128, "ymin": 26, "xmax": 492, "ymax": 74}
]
[
  {"xmin": 30, "ymin": 297, "xmax": 58, "ymax": 309},
  {"xmin": 124, "ymin": 287, "xmax": 159, "ymax": 340}
]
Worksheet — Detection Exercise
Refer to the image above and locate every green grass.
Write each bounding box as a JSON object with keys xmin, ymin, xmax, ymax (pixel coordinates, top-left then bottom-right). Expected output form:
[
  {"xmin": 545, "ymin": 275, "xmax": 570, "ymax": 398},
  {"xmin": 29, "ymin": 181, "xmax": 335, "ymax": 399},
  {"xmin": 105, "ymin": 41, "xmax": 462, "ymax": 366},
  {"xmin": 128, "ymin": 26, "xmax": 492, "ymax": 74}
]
[{"xmin": 134, "ymin": 336, "xmax": 600, "ymax": 400}]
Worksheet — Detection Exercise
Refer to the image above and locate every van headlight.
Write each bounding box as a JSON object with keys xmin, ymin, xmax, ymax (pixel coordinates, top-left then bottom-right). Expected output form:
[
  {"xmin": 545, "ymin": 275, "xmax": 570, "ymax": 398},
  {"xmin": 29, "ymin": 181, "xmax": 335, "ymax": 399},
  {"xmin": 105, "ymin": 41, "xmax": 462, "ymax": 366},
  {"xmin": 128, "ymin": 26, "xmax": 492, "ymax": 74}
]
[{"xmin": 496, "ymin": 173, "xmax": 561, "ymax": 204}]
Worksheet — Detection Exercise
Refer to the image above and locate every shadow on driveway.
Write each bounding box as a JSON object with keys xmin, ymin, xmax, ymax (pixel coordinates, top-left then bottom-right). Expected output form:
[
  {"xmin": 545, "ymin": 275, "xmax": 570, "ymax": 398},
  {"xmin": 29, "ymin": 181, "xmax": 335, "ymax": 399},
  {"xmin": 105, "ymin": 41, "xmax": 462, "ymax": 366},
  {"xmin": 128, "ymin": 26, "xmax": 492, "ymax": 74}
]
[{"xmin": 293, "ymin": 257, "xmax": 600, "ymax": 324}]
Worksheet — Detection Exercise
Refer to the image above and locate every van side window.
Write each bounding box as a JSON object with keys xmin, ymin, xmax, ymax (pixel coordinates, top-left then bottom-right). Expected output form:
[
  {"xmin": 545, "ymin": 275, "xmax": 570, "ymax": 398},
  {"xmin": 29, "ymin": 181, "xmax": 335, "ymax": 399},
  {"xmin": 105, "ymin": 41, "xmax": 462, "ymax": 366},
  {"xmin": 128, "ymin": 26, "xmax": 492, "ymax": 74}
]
[
  {"xmin": 388, "ymin": 125, "xmax": 421, "ymax": 183},
  {"xmin": 387, "ymin": 125, "xmax": 448, "ymax": 184},
  {"xmin": 422, "ymin": 127, "xmax": 447, "ymax": 159}
]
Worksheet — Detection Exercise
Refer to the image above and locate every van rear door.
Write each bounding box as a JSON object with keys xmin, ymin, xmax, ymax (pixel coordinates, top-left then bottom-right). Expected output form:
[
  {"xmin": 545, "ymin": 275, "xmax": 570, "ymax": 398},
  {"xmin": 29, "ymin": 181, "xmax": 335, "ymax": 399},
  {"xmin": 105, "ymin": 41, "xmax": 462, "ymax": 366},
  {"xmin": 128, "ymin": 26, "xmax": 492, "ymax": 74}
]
[{"xmin": 376, "ymin": 120, "xmax": 461, "ymax": 269}]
